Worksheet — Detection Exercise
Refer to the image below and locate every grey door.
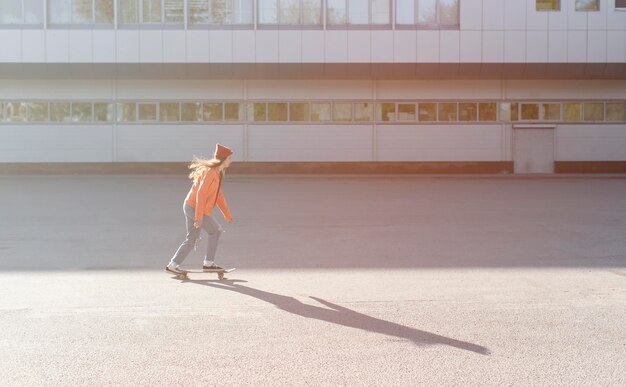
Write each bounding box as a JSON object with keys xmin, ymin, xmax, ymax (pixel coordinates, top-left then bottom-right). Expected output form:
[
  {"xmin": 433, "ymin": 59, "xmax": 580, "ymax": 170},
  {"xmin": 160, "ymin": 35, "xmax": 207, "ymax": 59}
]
[{"xmin": 514, "ymin": 128, "xmax": 555, "ymax": 174}]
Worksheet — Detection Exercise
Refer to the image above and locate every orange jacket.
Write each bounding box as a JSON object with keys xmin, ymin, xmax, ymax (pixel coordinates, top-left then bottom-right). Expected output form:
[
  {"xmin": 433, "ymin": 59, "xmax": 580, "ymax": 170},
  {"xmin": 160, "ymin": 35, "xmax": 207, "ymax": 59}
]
[{"xmin": 185, "ymin": 168, "xmax": 233, "ymax": 223}]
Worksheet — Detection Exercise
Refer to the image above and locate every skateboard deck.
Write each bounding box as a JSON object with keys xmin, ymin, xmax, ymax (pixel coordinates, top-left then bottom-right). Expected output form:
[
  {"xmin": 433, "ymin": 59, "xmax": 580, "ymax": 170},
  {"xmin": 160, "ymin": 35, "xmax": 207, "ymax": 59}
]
[{"xmin": 169, "ymin": 268, "xmax": 235, "ymax": 280}]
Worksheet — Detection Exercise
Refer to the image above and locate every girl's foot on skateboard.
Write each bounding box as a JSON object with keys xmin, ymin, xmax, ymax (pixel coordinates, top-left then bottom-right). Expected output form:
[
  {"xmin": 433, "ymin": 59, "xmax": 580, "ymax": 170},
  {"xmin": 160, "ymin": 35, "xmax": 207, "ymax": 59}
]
[
  {"xmin": 202, "ymin": 264, "xmax": 224, "ymax": 272},
  {"xmin": 165, "ymin": 263, "xmax": 188, "ymax": 278}
]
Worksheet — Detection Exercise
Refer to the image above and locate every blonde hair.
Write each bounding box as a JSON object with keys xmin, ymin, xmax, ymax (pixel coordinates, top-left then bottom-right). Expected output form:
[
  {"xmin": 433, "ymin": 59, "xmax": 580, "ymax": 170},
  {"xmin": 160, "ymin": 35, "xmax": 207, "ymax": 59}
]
[{"xmin": 188, "ymin": 156, "xmax": 223, "ymax": 184}]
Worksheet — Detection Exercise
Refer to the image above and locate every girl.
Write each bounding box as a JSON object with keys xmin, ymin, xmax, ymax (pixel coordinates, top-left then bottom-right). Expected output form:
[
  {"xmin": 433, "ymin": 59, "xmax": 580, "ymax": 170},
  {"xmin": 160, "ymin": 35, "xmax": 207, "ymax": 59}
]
[{"xmin": 166, "ymin": 144, "xmax": 234, "ymax": 276}]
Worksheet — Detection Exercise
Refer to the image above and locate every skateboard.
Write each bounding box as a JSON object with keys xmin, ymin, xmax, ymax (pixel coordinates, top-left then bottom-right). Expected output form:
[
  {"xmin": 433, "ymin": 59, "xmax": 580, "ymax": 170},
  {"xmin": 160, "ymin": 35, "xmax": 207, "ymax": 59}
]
[{"xmin": 170, "ymin": 268, "xmax": 236, "ymax": 280}]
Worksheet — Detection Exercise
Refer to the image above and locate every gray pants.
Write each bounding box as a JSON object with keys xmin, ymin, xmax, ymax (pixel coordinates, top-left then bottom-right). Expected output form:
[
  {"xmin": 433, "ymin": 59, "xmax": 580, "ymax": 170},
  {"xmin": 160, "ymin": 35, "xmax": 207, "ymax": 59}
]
[{"xmin": 171, "ymin": 203, "xmax": 224, "ymax": 266}]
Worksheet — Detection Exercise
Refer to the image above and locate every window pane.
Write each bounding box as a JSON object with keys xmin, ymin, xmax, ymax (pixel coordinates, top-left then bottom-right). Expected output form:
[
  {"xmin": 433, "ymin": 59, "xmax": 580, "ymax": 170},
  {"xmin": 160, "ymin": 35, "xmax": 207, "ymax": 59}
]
[
  {"xmin": 521, "ymin": 103, "xmax": 539, "ymax": 120},
  {"xmin": 72, "ymin": 102, "xmax": 93, "ymax": 122},
  {"xmin": 536, "ymin": 0, "xmax": 560, "ymax": 11},
  {"xmin": 117, "ymin": 103, "xmax": 136, "ymax": 122},
  {"xmin": 280, "ymin": 0, "xmax": 300, "ymax": 24},
  {"xmin": 181, "ymin": 103, "xmax": 201, "ymax": 121},
  {"xmin": 459, "ymin": 102, "xmax": 477, "ymax": 121},
  {"xmin": 143, "ymin": 0, "xmax": 162, "ymax": 23},
  {"xmin": 164, "ymin": 0, "xmax": 184, "ymax": 23},
  {"xmin": 311, "ymin": 103, "xmax": 331, "ymax": 121},
  {"xmin": 49, "ymin": 0, "xmax": 72, "ymax": 24},
  {"xmin": 248, "ymin": 103, "xmax": 267, "ymax": 121},
  {"xmin": 259, "ymin": 0, "xmax": 278, "ymax": 24},
  {"xmin": 120, "ymin": 0, "xmax": 138, "ymax": 23},
  {"xmin": 418, "ymin": 103, "xmax": 437, "ymax": 121},
  {"xmin": 576, "ymin": 0, "xmax": 599, "ymax": 10},
  {"xmin": 327, "ymin": 0, "xmax": 346, "ymax": 24},
  {"xmin": 617, "ymin": 0, "xmax": 626, "ymax": 9},
  {"xmin": 438, "ymin": 103, "xmax": 457, "ymax": 121},
  {"xmin": 268, "ymin": 103, "xmax": 288, "ymax": 121},
  {"xmin": 418, "ymin": 0, "xmax": 437, "ymax": 24},
  {"xmin": 333, "ymin": 103, "xmax": 352, "ymax": 121},
  {"xmin": 372, "ymin": 0, "xmax": 390, "ymax": 24},
  {"xmin": 584, "ymin": 102, "xmax": 604, "ymax": 121},
  {"xmin": 290, "ymin": 103, "xmax": 310, "ymax": 121},
  {"xmin": 439, "ymin": 0, "xmax": 459, "ymax": 25},
  {"xmin": 233, "ymin": 0, "xmax": 253, "ymax": 24},
  {"xmin": 203, "ymin": 103, "xmax": 223, "ymax": 121},
  {"xmin": 0, "ymin": 0, "xmax": 22, "ymax": 24},
  {"xmin": 302, "ymin": 0, "xmax": 321, "ymax": 24},
  {"xmin": 160, "ymin": 103, "xmax": 180, "ymax": 121},
  {"xmin": 398, "ymin": 103, "xmax": 416, "ymax": 121},
  {"xmin": 377, "ymin": 103, "xmax": 395, "ymax": 121},
  {"xmin": 189, "ymin": 0, "xmax": 208, "ymax": 24},
  {"xmin": 542, "ymin": 103, "xmax": 560, "ymax": 120},
  {"xmin": 396, "ymin": 0, "xmax": 415, "ymax": 24},
  {"xmin": 94, "ymin": 103, "xmax": 114, "ymax": 122},
  {"xmin": 348, "ymin": 0, "xmax": 368, "ymax": 24},
  {"xmin": 355, "ymin": 102, "xmax": 373, "ymax": 121},
  {"xmin": 563, "ymin": 103, "xmax": 581, "ymax": 121},
  {"xmin": 24, "ymin": 0, "xmax": 44, "ymax": 24},
  {"xmin": 95, "ymin": 0, "xmax": 114, "ymax": 23},
  {"xmin": 73, "ymin": 0, "xmax": 93, "ymax": 24},
  {"xmin": 27, "ymin": 102, "xmax": 48, "ymax": 122},
  {"xmin": 225, "ymin": 103, "xmax": 243, "ymax": 121},
  {"xmin": 479, "ymin": 103, "xmax": 497, "ymax": 121},
  {"xmin": 51, "ymin": 102, "xmax": 72, "ymax": 122},
  {"xmin": 208, "ymin": 0, "xmax": 231, "ymax": 24},
  {"xmin": 138, "ymin": 103, "xmax": 158, "ymax": 121},
  {"xmin": 606, "ymin": 102, "xmax": 625, "ymax": 121}
]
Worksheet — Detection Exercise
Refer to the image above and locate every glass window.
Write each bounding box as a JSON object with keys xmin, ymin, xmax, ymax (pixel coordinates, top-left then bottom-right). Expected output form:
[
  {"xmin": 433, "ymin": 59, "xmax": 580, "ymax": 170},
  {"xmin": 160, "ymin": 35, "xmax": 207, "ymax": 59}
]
[
  {"xmin": 49, "ymin": 0, "xmax": 112, "ymax": 24},
  {"xmin": 521, "ymin": 103, "xmax": 539, "ymax": 120},
  {"xmin": 479, "ymin": 103, "xmax": 497, "ymax": 121},
  {"xmin": 2, "ymin": 0, "xmax": 44, "ymax": 24},
  {"xmin": 575, "ymin": 0, "xmax": 599, "ymax": 10},
  {"xmin": 95, "ymin": 0, "xmax": 114, "ymax": 23},
  {"xmin": 377, "ymin": 103, "xmax": 395, "ymax": 121},
  {"xmin": 225, "ymin": 102, "xmax": 244, "ymax": 121},
  {"xmin": 395, "ymin": 0, "xmax": 415, "ymax": 25},
  {"xmin": 202, "ymin": 103, "xmax": 223, "ymax": 121},
  {"xmin": 143, "ymin": 0, "xmax": 163, "ymax": 23},
  {"xmin": 333, "ymin": 103, "xmax": 352, "ymax": 121},
  {"xmin": 94, "ymin": 103, "xmax": 114, "ymax": 122},
  {"xmin": 181, "ymin": 103, "xmax": 202, "ymax": 122},
  {"xmin": 542, "ymin": 103, "xmax": 560, "ymax": 121},
  {"xmin": 49, "ymin": 0, "xmax": 72, "ymax": 24},
  {"xmin": 290, "ymin": 103, "xmax": 310, "ymax": 121},
  {"xmin": 311, "ymin": 103, "xmax": 331, "ymax": 121},
  {"xmin": 27, "ymin": 102, "xmax": 48, "ymax": 122},
  {"xmin": 164, "ymin": 0, "xmax": 184, "ymax": 23},
  {"xmin": 418, "ymin": 0, "xmax": 437, "ymax": 24},
  {"xmin": 72, "ymin": 0, "xmax": 93, "ymax": 24},
  {"xmin": 261, "ymin": 0, "xmax": 323, "ymax": 25},
  {"xmin": 119, "ymin": 0, "xmax": 138, "ymax": 23},
  {"xmin": 248, "ymin": 103, "xmax": 267, "ymax": 121},
  {"xmin": 327, "ymin": 0, "xmax": 389, "ymax": 25},
  {"xmin": 348, "ymin": 0, "xmax": 368, "ymax": 24},
  {"xmin": 606, "ymin": 102, "xmax": 625, "ymax": 122},
  {"xmin": 302, "ymin": 0, "xmax": 322, "ymax": 24},
  {"xmin": 138, "ymin": 103, "xmax": 158, "ymax": 121},
  {"xmin": 398, "ymin": 103, "xmax": 416, "ymax": 121},
  {"xmin": 418, "ymin": 103, "xmax": 437, "ymax": 121},
  {"xmin": 617, "ymin": 0, "xmax": 626, "ymax": 9},
  {"xmin": 439, "ymin": 0, "xmax": 459, "ymax": 26},
  {"xmin": 259, "ymin": 0, "xmax": 278, "ymax": 24},
  {"xmin": 536, "ymin": 0, "xmax": 560, "ymax": 11},
  {"xmin": 268, "ymin": 103, "xmax": 288, "ymax": 121},
  {"xmin": 120, "ymin": 0, "xmax": 183, "ymax": 24},
  {"xmin": 354, "ymin": 102, "xmax": 374, "ymax": 121},
  {"xmin": 280, "ymin": 0, "xmax": 301, "ymax": 25},
  {"xmin": 438, "ymin": 102, "xmax": 457, "ymax": 121},
  {"xmin": 193, "ymin": 0, "xmax": 253, "ymax": 25},
  {"xmin": 3, "ymin": 102, "xmax": 26, "ymax": 122},
  {"xmin": 327, "ymin": 0, "xmax": 346, "ymax": 24},
  {"xmin": 51, "ymin": 102, "xmax": 72, "ymax": 122},
  {"xmin": 459, "ymin": 102, "xmax": 477, "ymax": 121},
  {"xmin": 117, "ymin": 103, "xmax": 137, "ymax": 122},
  {"xmin": 0, "ymin": 103, "xmax": 4, "ymax": 122},
  {"xmin": 72, "ymin": 102, "xmax": 93, "ymax": 122},
  {"xmin": 160, "ymin": 102, "xmax": 180, "ymax": 121},
  {"xmin": 584, "ymin": 102, "xmax": 604, "ymax": 121},
  {"xmin": 563, "ymin": 103, "xmax": 581, "ymax": 121}
]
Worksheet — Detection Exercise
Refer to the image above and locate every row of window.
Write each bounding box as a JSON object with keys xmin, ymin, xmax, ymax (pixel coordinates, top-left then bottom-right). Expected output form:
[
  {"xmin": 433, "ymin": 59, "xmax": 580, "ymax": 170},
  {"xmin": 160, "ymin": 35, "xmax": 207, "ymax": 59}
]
[
  {"xmin": 1, "ymin": 100, "xmax": 624, "ymax": 123},
  {"xmin": 538, "ymin": 0, "xmax": 626, "ymax": 11}
]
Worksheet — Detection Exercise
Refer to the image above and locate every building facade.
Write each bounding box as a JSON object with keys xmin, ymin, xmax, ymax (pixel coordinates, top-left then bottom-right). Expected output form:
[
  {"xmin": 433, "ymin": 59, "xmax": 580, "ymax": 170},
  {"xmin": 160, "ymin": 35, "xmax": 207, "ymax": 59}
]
[{"xmin": 1, "ymin": 0, "xmax": 626, "ymax": 173}]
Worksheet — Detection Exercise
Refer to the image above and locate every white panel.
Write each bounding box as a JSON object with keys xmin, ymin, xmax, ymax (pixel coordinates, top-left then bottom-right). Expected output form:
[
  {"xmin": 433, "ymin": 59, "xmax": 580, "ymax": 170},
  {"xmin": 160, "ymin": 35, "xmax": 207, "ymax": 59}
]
[
  {"xmin": 232, "ymin": 30, "xmax": 255, "ymax": 63},
  {"xmin": 505, "ymin": 80, "xmax": 626, "ymax": 99},
  {"xmin": 377, "ymin": 125, "xmax": 503, "ymax": 162},
  {"xmin": 482, "ymin": 31, "xmax": 504, "ymax": 63},
  {"xmin": 587, "ymin": 30, "xmax": 607, "ymax": 63},
  {"xmin": 504, "ymin": 0, "xmax": 526, "ymax": 30},
  {"xmin": 371, "ymin": 31, "xmax": 393, "ymax": 63},
  {"xmin": 348, "ymin": 31, "xmax": 371, "ymax": 62},
  {"xmin": 567, "ymin": 30, "xmax": 587, "ymax": 62},
  {"xmin": 548, "ymin": 0, "xmax": 567, "ymax": 30},
  {"xmin": 116, "ymin": 30, "xmax": 139, "ymax": 62},
  {"xmin": 140, "ymin": 30, "xmax": 163, "ymax": 63},
  {"xmin": 69, "ymin": 30, "xmax": 92, "ymax": 63},
  {"xmin": 93, "ymin": 30, "xmax": 116, "ymax": 63},
  {"xmin": 0, "ymin": 126, "xmax": 113, "ymax": 162},
  {"xmin": 483, "ymin": 0, "xmax": 504, "ymax": 30},
  {"xmin": 526, "ymin": 30, "xmax": 548, "ymax": 62},
  {"xmin": 279, "ymin": 30, "xmax": 301, "ymax": 63},
  {"xmin": 461, "ymin": 31, "xmax": 482, "ymax": 62},
  {"xmin": 567, "ymin": 1, "xmax": 587, "ymax": 30},
  {"xmin": 186, "ymin": 30, "xmax": 210, "ymax": 63},
  {"xmin": 116, "ymin": 125, "xmax": 244, "ymax": 162},
  {"xmin": 325, "ymin": 31, "xmax": 348, "ymax": 62},
  {"xmin": 505, "ymin": 31, "xmax": 526, "ymax": 62},
  {"xmin": 247, "ymin": 80, "xmax": 373, "ymax": 99},
  {"xmin": 209, "ymin": 31, "xmax": 233, "ymax": 63},
  {"xmin": 393, "ymin": 31, "xmax": 416, "ymax": 63},
  {"xmin": 22, "ymin": 30, "xmax": 45, "ymax": 62},
  {"xmin": 587, "ymin": 2, "xmax": 607, "ymax": 31},
  {"xmin": 439, "ymin": 31, "xmax": 460, "ymax": 63},
  {"xmin": 116, "ymin": 80, "xmax": 244, "ymax": 99},
  {"xmin": 0, "ymin": 80, "xmax": 113, "ymax": 99},
  {"xmin": 556, "ymin": 125, "xmax": 626, "ymax": 161},
  {"xmin": 46, "ymin": 30, "xmax": 69, "ymax": 63},
  {"xmin": 247, "ymin": 125, "xmax": 373, "ymax": 162},
  {"xmin": 0, "ymin": 31, "xmax": 21, "ymax": 62},
  {"xmin": 255, "ymin": 30, "xmax": 279, "ymax": 63},
  {"xmin": 548, "ymin": 30, "xmax": 567, "ymax": 62},
  {"xmin": 607, "ymin": 30, "xmax": 626, "ymax": 62},
  {"xmin": 417, "ymin": 31, "xmax": 439, "ymax": 62},
  {"xmin": 301, "ymin": 31, "xmax": 324, "ymax": 63},
  {"xmin": 526, "ymin": 0, "xmax": 548, "ymax": 30},
  {"xmin": 163, "ymin": 31, "xmax": 186, "ymax": 63},
  {"xmin": 461, "ymin": 0, "xmax": 483, "ymax": 30},
  {"xmin": 377, "ymin": 80, "xmax": 502, "ymax": 99},
  {"xmin": 607, "ymin": 4, "xmax": 626, "ymax": 30}
]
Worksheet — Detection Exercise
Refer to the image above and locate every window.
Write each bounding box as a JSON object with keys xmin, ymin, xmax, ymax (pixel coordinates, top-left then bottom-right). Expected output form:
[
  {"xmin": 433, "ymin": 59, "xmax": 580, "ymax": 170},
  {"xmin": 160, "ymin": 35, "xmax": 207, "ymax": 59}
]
[
  {"xmin": 27, "ymin": 102, "xmax": 48, "ymax": 122},
  {"xmin": 138, "ymin": 102, "xmax": 158, "ymax": 121},
  {"xmin": 576, "ymin": 0, "xmax": 599, "ymax": 11},
  {"xmin": 542, "ymin": 103, "xmax": 560, "ymax": 121},
  {"xmin": 479, "ymin": 103, "xmax": 497, "ymax": 121},
  {"xmin": 181, "ymin": 102, "xmax": 202, "ymax": 121},
  {"xmin": 354, "ymin": 102, "xmax": 373, "ymax": 121},
  {"xmin": 203, "ymin": 103, "xmax": 223, "ymax": 121},
  {"xmin": 563, "ymin": 103, "xmax": 581, "ymax": 121},
  {"xmin": 606, "ymin": 102, "xmax": 625, "ymax": 121},
  {"xmin": 616, "ymin": 0, "xmax": 626, "ymax": 9},
  {"xmin": 438, "ymin": 102, "xmax": 457, "ymax": 121},
  {"xmin": 459, "ymin": 102, "xmax": 477, "ymax": 121},
  {"xmin": 584, "ymin": 102, "xmax": 604, "ymax": 121},
  {"xmin": 398, "ymin": 103, "xmax": 416, "ymax": 121},
  {"xmin": 160, "ymin": 102, "xmax": 180, "ymax": 121},
  {"xmin": 259, "ymin": 0, "xmax": 322, "ymax": 25},
  {"xmin": 327, "ymin": 0, "xmax": 390, "ymax": 26},
  {"xmin": 521, "ymin": 103, "xmax": 539, "ymax": 120},
  {"xmin": 119, "ymin": 0, "xmax": 184, "ymax": 24},
  {"xmin": 396, "ymin": 0, "xmax": 459, "ymax": 27},
  {"xmin": 51, "ymin": 102, "xmax": 71, "ymax": 122},
  {"xmin": 536, "ymin": 0, "xmax": 560, "ymax": 11},
  {"xmin": 268, "ymin": 103, "xmax": 288, "ymax": 121},
  {"xmin": 189, "ymin": 0, "xmax": 253, "ymax": 25},
  {"xmin": 377, "ymin": 103, "xmax": 395, "ymax": 121},
  {"xmin": 0, "ymin": 0, "xmax": 43, "ymax": 25},
  {"xmin": 225, "ymin": 103, "xmax": 244, "ymax": 121},
  {"xmin": 117, "ymin": 103, "xmax": 137, "ymax": 122},
  {"xmin": 72, "ymin": 102, "xmax": 93, "ymax": 122},
  {"xmin": 418, "ymin": 103, "xmax": 437, "ymax": 121},
  {"xmin": 94, "ymin": 103, "xmax": 114, "ymax": 122},
  {"xmin": 248, "ymin": 103, "xmax": 267, "ymax": 121},
  {"xmin": 49, "ymin": 0, "xmax": 114, "ymax": 25},
  {"xmin": 290, "ymin": 103, "xmax": 310, "ymax": 121},
  {"xmin": 311, "ymin": 103, "xmax": 331, "ymax": 121},
  {"xmin": 1, "ymin": 102, "xmax": 26, "ymax": 122},
  {"xmin": 333, "ymin": 103, "xmax": 352, "ymax": 121}
]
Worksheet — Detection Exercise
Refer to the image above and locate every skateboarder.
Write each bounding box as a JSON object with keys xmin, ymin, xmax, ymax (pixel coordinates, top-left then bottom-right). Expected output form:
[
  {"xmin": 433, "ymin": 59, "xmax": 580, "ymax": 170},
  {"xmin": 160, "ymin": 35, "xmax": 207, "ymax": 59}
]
[{"xmin": 166, "ymin": 143, "xmax": 234, "ymax": 276}]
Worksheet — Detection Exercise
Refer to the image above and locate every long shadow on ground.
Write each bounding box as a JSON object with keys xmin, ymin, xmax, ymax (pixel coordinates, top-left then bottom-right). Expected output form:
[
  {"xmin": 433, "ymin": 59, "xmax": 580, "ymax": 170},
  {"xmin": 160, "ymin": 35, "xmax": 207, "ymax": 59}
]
[{"xmin": 187, "ymin": 279, "xmax": 491, "ymax": 356}]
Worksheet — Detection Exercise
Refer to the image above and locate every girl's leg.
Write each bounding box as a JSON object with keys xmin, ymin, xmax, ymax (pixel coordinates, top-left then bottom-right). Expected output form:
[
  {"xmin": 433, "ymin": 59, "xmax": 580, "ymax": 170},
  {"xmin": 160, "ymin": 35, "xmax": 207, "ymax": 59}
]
[
  {"xmin": 170, "ymin": 205, "xmax": 200, "ymax": 266},
  {"xmin": 201, "ymin": 215, "xmax": 224, "ymax": 266}
]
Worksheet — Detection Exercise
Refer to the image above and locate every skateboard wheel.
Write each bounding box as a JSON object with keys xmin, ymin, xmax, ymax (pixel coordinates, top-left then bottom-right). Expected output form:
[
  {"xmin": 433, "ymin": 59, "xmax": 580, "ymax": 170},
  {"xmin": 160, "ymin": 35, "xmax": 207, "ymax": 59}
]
[{"xmin": 218, "ymin": 272, "xmax": 225, "ymax": 280}]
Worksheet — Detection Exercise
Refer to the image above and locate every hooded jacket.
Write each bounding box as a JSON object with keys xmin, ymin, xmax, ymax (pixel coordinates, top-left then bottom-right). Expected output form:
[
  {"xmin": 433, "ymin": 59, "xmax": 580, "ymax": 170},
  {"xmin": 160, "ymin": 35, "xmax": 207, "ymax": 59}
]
[{"xmin": 185, "ymin": 167, "xmax": 233, "ymax": 223}]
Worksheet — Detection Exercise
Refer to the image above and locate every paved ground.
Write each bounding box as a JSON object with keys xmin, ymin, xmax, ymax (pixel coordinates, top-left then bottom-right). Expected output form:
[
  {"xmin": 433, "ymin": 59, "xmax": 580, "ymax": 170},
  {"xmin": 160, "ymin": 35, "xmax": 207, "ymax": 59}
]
[{"xmin": 0, "ymin": 174, "xmax": 625, "ymax": 386}]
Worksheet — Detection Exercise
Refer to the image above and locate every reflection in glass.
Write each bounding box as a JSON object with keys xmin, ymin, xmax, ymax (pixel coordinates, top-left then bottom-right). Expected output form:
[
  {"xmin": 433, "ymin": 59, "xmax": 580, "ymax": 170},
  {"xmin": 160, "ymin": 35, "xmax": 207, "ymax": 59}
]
[
  {"xmin": 143, "ymin": 0, "xmax": 162, "ymax": 23},
  {"xmin": 95, "ymin": 0, "xmax": 114, "ymax": 23},
  {"xmin": 377, "ymin": 103, "xmax": 395, "ymax": 121},
  {"xmin": 333, "ymin": 103, "xmax": 352, "ymax": 121},
  {"xmin": 311, "ymin": 103, "xmax": 331, "ymax": 121},
  {"xmin": 51, "ymin": 102, "xmax": 72, "ymax": 122},
  {"xmin": 73, "ymin": 0, "xmax": 93, "ymax": 24},
  {"xmin": 396, "ymin": 0, "xmax": 415, "ymax": 25},
  {"xmin": 584, "ymin": 102, "xmax": 604, "ymax": 121},
  {"xmin": 563, "ymin": 103, "xmax": 581, "ymax": 122},
  {"xmin": 139, "ymin": 103, "xmax": 158, "ymax": 121},
  {"xmin": 94, "ymin": 103, "xmax": 114, "ymax": 122},
  {"xmin": 248, "ymin": 103, "xmax": 267, "ymax": 121},
  {"xmin": 606, "ymin": 102, "xmax": 625, "ymax": 122},
  {"xmin": 479, "ymin": 103, "xmax": 497, "ymax": 121},
  {"xmin": 542, "ymin": 103, "xmax": 560, "ymax": 121},
  {"xmin": 72, "ymin": 102, "xmax": 93, "ymax": 122},
  {"xmin": 49, "ymin": 0, "xmax": 72, "ymax": 24},
  {"xmin": 459, "ymin": 102, "xmax": 477, "ymax": 121},
  {"xmin": 536, "ymin": 0, "xmax": 560, "ymax": 11},
  {"xmin": 0, "ymin": 0, "xmax": 22, "ymax": 24},
  {"xmin": 418, "ymin": 103, "xmax": 437, "ymax": 121},
  {"xmin": 575, "ymin": 0, "xmax": 599, "ymax": 10},
  {"xmin": 418, "ymin": 0, "xmax": 436, "ymax": 24},
  {"xmin": 354, "ymin": 103, "xmax": 373, "ymax": 121},
  {"xmin": 225, "ymin": 103, "xmax": 243, "ymax": 121},
  {"xmin": 27, "ymin": 102, "xmax": 48, "ymax": 122},
  {"xmin": 398, "ymin": 103, "xmax": 416, "ymax": 121},
  {"xmin": 203, "ymin": 103, "xmax": 223, "ymax": 121},
  {"xmin": 259, "ymin": 0, "xmax": 278, "ymax": 24},
  {"xmin": 268, "ymin": 103, "xmax": 288, "ymax": 121},
  {"xmin": 521, "ymin": 103, "xmax": 539, "ymax": 120},
  {"xmin": 160, "ymin": 103, "xmax": 180, "ymax": 121},
  {"xmin": 327, "ymin": 0, "xmax": 346, "ymax": 24},
  {"xmin": 439, "ymin": 0, "xmax": 459, "ymax": 25},
  {"xmin": 348, "ymin": 0, "xmax": 368, "ymax": 24},
  {"xmin": 438, "ymin": 103, "xmax": 457, "ymax": 121},
  {"xmin": 280, "ymin": 0, "xmax": 300, "ymax": 24},
  {"xmin": 117, "ymin": 103, "xmax": 136, "ymax": 122},
  {"xmin": 302, "ymin": 0, "xmax": 322, "ymax": 24},
  {"xmin": 182, "ymin": 103, "xmax": 202, "ymax": 121},
  {"xmin": 119, "ymin": 0, "xmax": 138, "ymax": 23},
  {"xmin": 290, "ymin": 103, "xmax": 310, "ymax": 121}
]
